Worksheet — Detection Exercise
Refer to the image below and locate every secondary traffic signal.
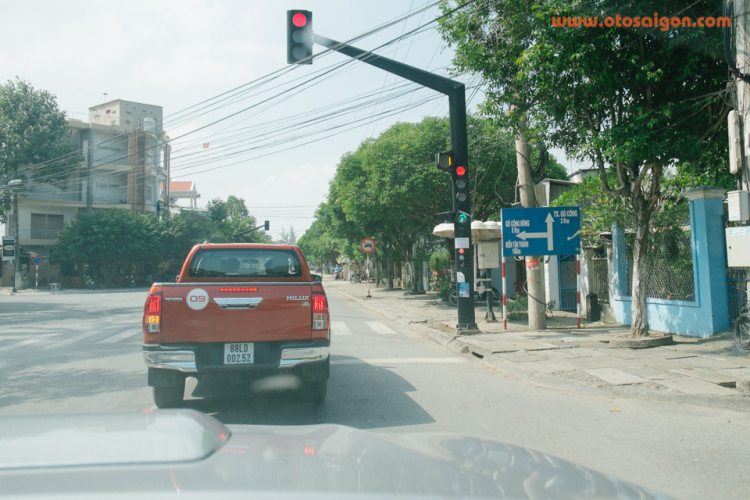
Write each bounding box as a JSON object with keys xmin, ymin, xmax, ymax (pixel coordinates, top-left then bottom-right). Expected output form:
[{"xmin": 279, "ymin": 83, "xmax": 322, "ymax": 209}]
[
  {"xmin": 435, "ymin": 151, "xmax": 455, "ymax": 172},
  {"xmin": 287, "ymin": 10, "xmax": 313, "ymax": 64},
  {"xmin": 264, "ymin": 220, "xmax": 270, "ymax": 231}
]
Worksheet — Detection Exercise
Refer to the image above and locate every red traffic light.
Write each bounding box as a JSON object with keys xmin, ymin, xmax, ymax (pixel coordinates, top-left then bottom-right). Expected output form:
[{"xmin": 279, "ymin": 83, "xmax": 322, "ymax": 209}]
[
  {"xmin": 293, "ymin": 13, "xmax": 307, "ymax": 26},
  {"xmin": 455, "ymin": 166, "xmax": 466, "ymax": 176}
]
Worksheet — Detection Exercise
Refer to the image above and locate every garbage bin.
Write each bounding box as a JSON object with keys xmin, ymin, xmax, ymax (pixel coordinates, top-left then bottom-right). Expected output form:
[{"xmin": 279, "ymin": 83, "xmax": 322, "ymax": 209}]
[{"xmin": 587, "ymin": 293, "xmax": 601, "ymax": 322}]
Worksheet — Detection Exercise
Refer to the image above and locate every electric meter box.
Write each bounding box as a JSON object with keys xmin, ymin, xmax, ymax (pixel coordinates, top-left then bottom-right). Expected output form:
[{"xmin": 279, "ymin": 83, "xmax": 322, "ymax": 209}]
[
  {"xmin": 728, "ymin": 191, "xmax": 750, "ymax": 222},
  {"xmin": 477, "ymin": 241, "xmax": 500, "ymax": 269},
  {"xmin": 726, "ymin": 226, "xmax": 750, "ymax": 267}
]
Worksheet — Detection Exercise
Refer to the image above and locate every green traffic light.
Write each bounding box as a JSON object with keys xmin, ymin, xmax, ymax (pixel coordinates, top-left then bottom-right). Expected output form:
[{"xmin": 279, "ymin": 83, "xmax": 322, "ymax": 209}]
[{"xmin": 457, "ymin": 213, "xmax": 468, "ymax": 223}]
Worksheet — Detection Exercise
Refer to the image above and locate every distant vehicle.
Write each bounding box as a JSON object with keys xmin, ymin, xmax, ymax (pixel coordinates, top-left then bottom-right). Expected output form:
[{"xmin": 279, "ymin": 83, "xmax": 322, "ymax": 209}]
[
  {"xmin": 83, "ymin": 274, "xmax": 95, "ymax": 289},
  {"xmin": 349, "ymin": 271, "xmax": 371, "ymax": 284},
  {"xmin": 142, "ymin": 243, "xmax": 330, "ymax": 408},
  {"xmin": 0, "ymin": 410, "xmax": 669, "ymax": 500}
]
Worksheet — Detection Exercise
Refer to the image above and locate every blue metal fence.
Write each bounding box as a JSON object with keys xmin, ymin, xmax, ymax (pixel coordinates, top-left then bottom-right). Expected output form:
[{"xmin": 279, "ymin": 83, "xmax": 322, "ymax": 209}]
[{"xmin": 558, "ymin": 254, "xmax": 578, "ymax": 311}]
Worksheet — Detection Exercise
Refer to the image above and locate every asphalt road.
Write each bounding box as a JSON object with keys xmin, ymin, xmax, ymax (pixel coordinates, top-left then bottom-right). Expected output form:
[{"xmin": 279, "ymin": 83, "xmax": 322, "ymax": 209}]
[{"xmin": 1, "ymin": 286, "xmax": 749, "ymax": 499}]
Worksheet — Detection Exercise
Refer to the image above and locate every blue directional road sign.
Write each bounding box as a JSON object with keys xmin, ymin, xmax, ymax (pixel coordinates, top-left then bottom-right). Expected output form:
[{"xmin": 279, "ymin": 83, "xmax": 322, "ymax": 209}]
[{"xmin": 502, "ymin": 206, "xmax": 581, "ymax": 257}]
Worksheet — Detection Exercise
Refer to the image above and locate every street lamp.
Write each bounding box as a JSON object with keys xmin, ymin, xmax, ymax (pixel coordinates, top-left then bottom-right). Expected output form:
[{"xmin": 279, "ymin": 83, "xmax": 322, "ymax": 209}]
[{"xmin": 7, "ymin": 180, "xmax": 23, "ymax": 293}]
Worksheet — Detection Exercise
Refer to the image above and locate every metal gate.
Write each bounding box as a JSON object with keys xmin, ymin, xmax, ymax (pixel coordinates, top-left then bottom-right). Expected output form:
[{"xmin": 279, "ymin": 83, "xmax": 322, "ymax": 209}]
[
  {"xmin": 558, "ymin": 254, "xmax": 578, "ymax": 311},
  {"xmin": 728, "ymin": 267, "xmax": 748, "ymax": 322}
]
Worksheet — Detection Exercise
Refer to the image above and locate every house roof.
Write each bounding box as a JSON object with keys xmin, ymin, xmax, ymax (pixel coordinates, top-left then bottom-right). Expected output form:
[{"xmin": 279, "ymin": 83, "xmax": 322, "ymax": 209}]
[{"xmin": 169, "ymin": 181, "xmax": 195, "ymax": 192}]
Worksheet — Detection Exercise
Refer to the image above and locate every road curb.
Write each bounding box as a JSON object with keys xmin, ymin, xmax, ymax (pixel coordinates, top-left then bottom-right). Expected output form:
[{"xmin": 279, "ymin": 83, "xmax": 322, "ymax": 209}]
[{"xmin": 327, "ymin": 285, "xmax": 750, "ymax": 411}]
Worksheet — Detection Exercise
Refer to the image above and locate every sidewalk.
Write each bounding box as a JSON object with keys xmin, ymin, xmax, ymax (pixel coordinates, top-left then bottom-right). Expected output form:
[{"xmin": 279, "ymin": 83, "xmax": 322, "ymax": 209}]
[{"xmin": 324, "ymin": 277, "xmax": 750, "ymax": 410}]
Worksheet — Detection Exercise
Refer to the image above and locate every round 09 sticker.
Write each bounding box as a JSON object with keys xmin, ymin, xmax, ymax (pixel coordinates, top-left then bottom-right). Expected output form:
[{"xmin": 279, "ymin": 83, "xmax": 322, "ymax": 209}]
[{"xmin": 186, "ymin": 288, "xmax": 210, "ymax": 310}]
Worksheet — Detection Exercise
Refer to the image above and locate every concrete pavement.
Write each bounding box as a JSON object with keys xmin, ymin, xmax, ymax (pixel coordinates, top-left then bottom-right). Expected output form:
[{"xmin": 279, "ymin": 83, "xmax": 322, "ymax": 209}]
[{"xmin": 325, "ymin": 277, "xmax": 750, "ymax": 410}]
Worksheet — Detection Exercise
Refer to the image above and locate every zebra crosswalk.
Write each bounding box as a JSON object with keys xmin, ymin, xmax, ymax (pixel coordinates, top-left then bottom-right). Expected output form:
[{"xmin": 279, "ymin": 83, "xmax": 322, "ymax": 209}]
[
  {"xmin": 0, "ymin": 319, "xmax": 401, "ymax": 353},
  {"xmin": 331, "ymin": 320, "xmax": 399, "ymax": 337},
  {"xmin": 0, "ymin": 329, "xmax": 140, "ymax": 352}
]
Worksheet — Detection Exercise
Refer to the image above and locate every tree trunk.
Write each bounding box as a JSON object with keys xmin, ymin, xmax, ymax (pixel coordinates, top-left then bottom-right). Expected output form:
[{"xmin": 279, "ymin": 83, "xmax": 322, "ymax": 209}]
[
  {"xmin": 411, "ymin": 242, "xmax": 421, "ymax": 293},
  {"xmin": 387, "ymin": 255, "xmax": 393, "ymax": 290},
  {"xmin": 630, "ymin": 198, "xmax": 652, "ymax": 338}
]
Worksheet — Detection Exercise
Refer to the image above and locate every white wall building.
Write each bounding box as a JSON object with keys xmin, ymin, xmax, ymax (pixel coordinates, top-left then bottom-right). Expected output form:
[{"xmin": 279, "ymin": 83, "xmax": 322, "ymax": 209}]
[{"xmin": 2, "ymin": 99, "xmax": 172, "ymax": 288}]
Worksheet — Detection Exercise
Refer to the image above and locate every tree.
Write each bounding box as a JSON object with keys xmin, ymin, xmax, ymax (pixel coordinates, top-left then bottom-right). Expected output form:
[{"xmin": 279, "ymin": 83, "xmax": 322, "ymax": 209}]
[
  {"xmin": 278, "ymin": 226, "xmax": 298, "ymax": 245},
  {"xmin": 297, "ymin": 218, "xmax": 340, "ymax": 270},
  {"xmin": 0, "ymin": 78, "xmax": 80, "ymax": 221},
  {"xmin": 205, "ymin": 195, "xmax": 270, "ymax": 243},
  {"xmin": 155, "ymin": 211, "xmax": 216, "ymax": 274},
  {"xmin": 440, "ymin": 0, "xmax": 730, "ymax": 337},
  {"xmin": 52, "ymin": 210, "xmax": 159, "ymax": 287},
  {"xmin": 322, "ymin": 115, "xmax": 550, "ymax": 291}
]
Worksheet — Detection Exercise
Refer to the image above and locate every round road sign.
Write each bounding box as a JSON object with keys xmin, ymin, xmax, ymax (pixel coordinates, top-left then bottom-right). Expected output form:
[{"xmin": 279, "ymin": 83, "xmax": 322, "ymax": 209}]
[
  {"xmin": 360, "ymin": 238, "xmax": 376, "ymax": 254},
  {"xmin": 32, "ymin": 256, "xmax": 42, "ymax": 265}
]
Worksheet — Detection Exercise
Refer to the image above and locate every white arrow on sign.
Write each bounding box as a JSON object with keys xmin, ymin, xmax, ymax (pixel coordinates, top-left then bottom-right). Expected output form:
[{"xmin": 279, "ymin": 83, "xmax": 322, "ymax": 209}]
[{"xmin": 517, "ymin": 213, "xmax": 554, "ymax": 252}]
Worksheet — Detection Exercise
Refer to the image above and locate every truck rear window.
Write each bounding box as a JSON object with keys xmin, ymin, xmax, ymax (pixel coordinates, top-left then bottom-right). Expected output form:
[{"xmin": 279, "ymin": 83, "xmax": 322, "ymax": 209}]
[{"xmin": 188, "ymin": 249, "xmax": 303, "ymax": 278}]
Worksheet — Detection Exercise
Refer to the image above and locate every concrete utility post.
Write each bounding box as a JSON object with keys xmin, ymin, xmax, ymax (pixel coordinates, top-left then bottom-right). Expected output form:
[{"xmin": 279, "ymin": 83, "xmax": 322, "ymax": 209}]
[
  {"xmin": 8, "ymin": 179, "xmax": 23, "ymax": 293},
  {"xmin": 514, "ymin": 118, "xmax": 547, "ymax": 330},
  {"xmin": 736, "ymin": 0, "xmax": 750, "ymax": 189}
]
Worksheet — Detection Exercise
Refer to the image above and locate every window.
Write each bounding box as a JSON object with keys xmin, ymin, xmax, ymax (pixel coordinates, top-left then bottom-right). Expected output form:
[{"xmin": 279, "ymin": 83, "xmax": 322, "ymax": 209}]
[
  {"xmin": 189, "ymin": 249, "xmax": 302, "ymax": 278},
  {"xmin": 30, "ymin": 214, "xmax": 64, "ymax": 240}
]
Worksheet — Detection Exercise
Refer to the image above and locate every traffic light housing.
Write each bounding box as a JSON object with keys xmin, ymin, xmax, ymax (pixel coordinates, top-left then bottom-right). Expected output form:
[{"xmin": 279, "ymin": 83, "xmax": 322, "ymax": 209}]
[
  {"xmin": 455, "ymin": 211, "xmax": 470, "ymax": 226},
  {"xmin": 287, "ymin": 10, "xmax": 313, "ymax": 64},
  {"xmin": 264, "ymin": 220, "xmax": 270, "ymax": 231},
  {"xmin": 435, "ymin": 151, "xmax": 455, "ymax": 172},
  {"xmin": 453, "ymin": 163, "xmax": 469, "ymax": 203}
]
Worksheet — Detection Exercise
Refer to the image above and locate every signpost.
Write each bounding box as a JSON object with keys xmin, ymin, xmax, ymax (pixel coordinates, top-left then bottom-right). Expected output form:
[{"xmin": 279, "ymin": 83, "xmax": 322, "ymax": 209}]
[
  {"xmin": 32, "ymin": 255, "xmax": 42, "ymax": 291},
  {"xmin": 502, "ymin": 207, "xmax": 581, "ymax": 257},
  {"xmin": 501, "ymin": 207, "xmax": 582, "ymax": 328},
  {"xmin": 360, "ymin": 238, "xmax": 376, "ymax": 298}
]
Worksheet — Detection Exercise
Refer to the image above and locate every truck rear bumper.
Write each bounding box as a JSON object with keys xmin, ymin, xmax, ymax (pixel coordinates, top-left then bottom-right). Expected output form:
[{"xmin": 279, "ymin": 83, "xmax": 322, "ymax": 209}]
[
  {"xmin": 143, "ymin": 339, "xmax": 330, "ymax": 377},
  {"xmin": 280, "ymin": 346, "xmax": 329, "ymax": 367},
  {"xmin": 143, "ymin": 349, "xmax": 198, "ymax": 373}
]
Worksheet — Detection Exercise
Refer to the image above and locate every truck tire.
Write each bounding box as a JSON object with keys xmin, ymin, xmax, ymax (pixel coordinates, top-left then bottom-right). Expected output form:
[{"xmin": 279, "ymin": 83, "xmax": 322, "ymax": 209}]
[
  {"xmin": 302, "ymin": 381, "xmax": 327, "ymax": 403},
  {"xmin": 153, "ymin": 376, "xmax": 185, "ymax": 409}
]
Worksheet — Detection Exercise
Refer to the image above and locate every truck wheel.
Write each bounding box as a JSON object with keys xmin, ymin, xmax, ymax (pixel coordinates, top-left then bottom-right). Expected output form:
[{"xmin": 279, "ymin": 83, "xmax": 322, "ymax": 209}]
[
  {"xmin": 153, "ymin": 376, "xmax": 185, "ymax": 409},
  {"xmin": 302, "ymin": 381, "xmax": 327, "ymax": 403}
]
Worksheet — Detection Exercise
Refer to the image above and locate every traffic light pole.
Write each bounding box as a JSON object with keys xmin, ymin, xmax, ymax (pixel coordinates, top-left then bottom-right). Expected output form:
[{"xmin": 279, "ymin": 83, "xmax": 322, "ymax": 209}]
[{"xmin": 314, "ymin": 34, "xmax": 477, "ymax": 332}]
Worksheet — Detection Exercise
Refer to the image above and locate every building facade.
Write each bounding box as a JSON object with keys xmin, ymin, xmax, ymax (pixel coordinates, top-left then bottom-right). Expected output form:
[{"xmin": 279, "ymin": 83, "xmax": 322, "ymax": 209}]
[{"xmin": 2, "ymin": 99, "xmax": 172, "ymax": 288}]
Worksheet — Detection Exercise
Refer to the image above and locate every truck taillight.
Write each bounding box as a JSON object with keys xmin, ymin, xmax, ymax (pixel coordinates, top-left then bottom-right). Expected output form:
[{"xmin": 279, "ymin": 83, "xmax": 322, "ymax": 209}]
[
  {"xmin": 143, "ymin": 293, "xmax": 162, "ymax": 342},
  {"xmin": 312, "ymin": 293, "xmax": 328, "ymax": 330}
]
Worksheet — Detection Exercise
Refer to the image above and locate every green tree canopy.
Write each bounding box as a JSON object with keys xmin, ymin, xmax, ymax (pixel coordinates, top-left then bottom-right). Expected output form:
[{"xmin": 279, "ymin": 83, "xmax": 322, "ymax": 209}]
[
  {"xmin": 52, "ymin": 209, "xmax": 159, "ymax": 287},
  {"xmin": 205, "ymin": 195, "xmax": 270, "ymax": 243},
  {"xmin": 0, "ymin": 78, "xmax": 81, "ymax": 221},
  {"xmin": 440, "ymin": 0, "xmax": 730, "ymax": 336}
]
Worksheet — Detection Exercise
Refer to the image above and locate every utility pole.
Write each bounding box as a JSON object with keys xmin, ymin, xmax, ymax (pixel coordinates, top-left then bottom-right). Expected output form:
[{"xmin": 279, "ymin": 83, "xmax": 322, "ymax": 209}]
[
  {"xmin": 736, "ymin": 0, "xmax": 750, "ymax": 190},
  {"xmin": 515, "ymin": 117, "xmax": 546, "ymax": 329},
  {"xmin": 13, "ymin": 190, "xmax": 20, "ymax": 292},
  {"xmin": 7, "ymin": 179, "xmax": 24, "ymax": 293},
  {"xmin": 86, "ymin": 129, "xmax": 94, "ymax": 213}
]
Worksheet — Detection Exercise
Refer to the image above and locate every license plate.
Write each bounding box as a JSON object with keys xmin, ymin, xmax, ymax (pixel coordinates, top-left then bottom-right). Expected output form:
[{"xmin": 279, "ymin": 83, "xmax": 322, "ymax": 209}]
[{"xmin": 224, "ymin": 343, "xmax": 254, "ymax": 364}]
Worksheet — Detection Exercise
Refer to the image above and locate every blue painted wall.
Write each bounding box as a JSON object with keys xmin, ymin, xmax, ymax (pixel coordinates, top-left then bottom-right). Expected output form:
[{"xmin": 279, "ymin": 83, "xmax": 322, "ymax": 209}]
[{"xmin": 612, "ymin": 187, "xmax": 730, "ymax": 337}]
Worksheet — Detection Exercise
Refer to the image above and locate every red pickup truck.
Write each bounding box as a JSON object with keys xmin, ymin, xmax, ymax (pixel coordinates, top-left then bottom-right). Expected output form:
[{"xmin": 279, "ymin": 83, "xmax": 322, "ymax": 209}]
[{"xmin": 142, "ymin": 243, "xmax": 330, "ymax": 408}]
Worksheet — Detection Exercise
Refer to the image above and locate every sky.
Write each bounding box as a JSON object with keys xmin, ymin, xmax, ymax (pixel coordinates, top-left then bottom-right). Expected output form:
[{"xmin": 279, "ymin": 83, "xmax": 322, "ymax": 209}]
[{"xmin": 0, "ymin": 0, "xmax": 581, "ymax": 240}]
